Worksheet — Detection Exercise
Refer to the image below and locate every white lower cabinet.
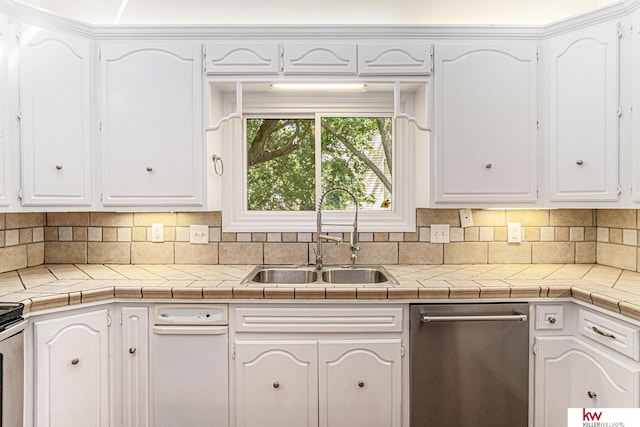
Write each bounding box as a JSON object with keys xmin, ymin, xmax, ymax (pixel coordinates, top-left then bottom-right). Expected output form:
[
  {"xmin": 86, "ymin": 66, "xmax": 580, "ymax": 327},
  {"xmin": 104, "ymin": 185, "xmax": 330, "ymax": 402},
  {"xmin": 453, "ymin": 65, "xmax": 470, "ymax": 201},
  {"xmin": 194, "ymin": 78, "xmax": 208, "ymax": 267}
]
[
  {"xmin": 533, "ymin": 303, "xmax": 640, "ymax": 427},
  {"xmin": 318, "ymin": 339, "xmax": 402, "ymax": 427},
  {"xmin": 33, "ymin": 309, "xmax": 110, "ymax": 427},
  {"xmin": 235, "ymin": 340, "xmax": 318, "ymax": 427},
  {"xmin": 120, "ymin": 307, "xmax": 150, "ymax": 427},
  {"xmin": 231, "ymin": 305, "xmax": 407, "ymax": 427}
]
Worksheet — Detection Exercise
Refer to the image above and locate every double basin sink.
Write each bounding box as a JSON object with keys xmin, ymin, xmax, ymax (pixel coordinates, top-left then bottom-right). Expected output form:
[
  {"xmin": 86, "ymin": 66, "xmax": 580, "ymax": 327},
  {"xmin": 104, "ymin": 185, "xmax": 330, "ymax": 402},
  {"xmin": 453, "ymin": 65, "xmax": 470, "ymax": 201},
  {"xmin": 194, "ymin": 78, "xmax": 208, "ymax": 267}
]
[{"xmin": 242, "ymin": 265, "xmax": 398, "ymax": 286}]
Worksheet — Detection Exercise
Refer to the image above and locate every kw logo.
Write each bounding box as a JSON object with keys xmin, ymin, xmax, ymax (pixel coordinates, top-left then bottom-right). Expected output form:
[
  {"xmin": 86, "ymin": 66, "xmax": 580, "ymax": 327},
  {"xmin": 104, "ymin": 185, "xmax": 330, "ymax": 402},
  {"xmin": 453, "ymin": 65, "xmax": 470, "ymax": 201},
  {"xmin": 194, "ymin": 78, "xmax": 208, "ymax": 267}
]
[{"xmin": 583, "ymin": 408, "xmax": 603, "ymax": 421}]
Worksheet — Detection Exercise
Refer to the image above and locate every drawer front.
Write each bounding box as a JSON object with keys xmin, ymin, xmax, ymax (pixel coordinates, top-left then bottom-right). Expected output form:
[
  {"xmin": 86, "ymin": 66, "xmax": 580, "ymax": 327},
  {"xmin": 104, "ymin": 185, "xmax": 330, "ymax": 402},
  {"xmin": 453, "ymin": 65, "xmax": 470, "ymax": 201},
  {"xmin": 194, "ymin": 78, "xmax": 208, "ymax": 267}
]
[
  {"xmin": 233, "ymin": 306, "xmax": 403, "ymax": 333},
  {"xmin": 535, "ymin": 304, "xmax": 564, "ymax": 330},
  {"xmin": 579, "ymin": 309, "xmax": 640, "ymax": 361}
]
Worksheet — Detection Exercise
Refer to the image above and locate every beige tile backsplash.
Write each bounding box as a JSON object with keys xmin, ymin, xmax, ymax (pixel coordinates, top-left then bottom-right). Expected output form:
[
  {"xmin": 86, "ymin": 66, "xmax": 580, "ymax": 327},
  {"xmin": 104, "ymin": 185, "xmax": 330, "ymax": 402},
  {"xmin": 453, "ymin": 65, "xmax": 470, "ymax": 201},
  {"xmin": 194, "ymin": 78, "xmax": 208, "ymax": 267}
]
[{"xmin": 0, "ymin": 208, "xmax": 639, "ymax": 273}]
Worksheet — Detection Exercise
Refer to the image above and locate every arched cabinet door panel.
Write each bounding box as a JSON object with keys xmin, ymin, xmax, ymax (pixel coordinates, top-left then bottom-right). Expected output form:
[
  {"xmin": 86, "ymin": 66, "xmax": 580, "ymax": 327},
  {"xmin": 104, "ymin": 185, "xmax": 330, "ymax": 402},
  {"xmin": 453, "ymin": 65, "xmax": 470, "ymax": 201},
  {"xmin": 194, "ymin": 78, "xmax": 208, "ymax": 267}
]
[
  {"xmin": 534, "ymin": 336, "xmax": 640, "ymax": 427},
  {"xmin": 19, "ymin": 24, "xmax": 92, "ymax": 206},
  {"xmin": 100, "ymin": 43, "xmax": 204, "ymax": 208},
  {"xmin": 433, "ymin": 44, "xmax": 538, "ymax": 203},
  {"xmin": 34, "ymin": 309, "xmax": 110, "ymax": 427},
  {"xmin": 545, "ymin": 21, "xmax": 619, "ymax": 202}
]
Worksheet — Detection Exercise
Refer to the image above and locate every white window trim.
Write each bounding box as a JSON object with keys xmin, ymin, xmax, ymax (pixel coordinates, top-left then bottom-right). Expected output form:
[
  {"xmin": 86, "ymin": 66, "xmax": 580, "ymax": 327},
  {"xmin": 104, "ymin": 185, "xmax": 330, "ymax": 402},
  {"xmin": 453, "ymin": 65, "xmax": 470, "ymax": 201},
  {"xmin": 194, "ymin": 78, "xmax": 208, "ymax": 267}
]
[{"xmin": 219, "ymin": 86, "xmax": 417, "ymax": 233}]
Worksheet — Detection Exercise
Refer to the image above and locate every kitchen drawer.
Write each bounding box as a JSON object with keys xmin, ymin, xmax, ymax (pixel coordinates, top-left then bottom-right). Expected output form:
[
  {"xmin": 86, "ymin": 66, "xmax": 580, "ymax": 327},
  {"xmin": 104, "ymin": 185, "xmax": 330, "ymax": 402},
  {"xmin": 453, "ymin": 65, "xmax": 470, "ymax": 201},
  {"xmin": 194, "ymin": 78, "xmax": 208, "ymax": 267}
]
[
  {"xmin": 535, "ymin": 304, "xmax": 564, "ymax": 330},
  {"xmin": 233, "ymin": 306, "xmax": 403, "ymax": 333},
  {"xmin": 579, "ymin": 309, "xmax": 640, "ymax": 361}
]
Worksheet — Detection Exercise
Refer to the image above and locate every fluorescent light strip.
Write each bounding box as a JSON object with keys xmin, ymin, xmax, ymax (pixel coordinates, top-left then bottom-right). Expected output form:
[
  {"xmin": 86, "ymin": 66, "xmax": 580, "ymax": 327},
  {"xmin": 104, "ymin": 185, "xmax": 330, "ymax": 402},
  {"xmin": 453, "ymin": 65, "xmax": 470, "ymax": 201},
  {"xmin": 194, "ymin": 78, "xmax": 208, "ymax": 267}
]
[{"xmin": 270, "ymin": 83, "xmax": 366, "ymax": 92}]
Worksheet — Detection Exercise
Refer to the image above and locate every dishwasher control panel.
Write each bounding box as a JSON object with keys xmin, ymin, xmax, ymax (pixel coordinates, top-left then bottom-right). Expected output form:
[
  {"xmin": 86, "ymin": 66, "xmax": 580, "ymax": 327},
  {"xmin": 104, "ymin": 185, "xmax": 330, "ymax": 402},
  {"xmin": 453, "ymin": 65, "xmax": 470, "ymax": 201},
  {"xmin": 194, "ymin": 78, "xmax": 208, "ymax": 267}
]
[{"xmin": 154, "ymin": 304, "xmax": 228, "ymax": 326}]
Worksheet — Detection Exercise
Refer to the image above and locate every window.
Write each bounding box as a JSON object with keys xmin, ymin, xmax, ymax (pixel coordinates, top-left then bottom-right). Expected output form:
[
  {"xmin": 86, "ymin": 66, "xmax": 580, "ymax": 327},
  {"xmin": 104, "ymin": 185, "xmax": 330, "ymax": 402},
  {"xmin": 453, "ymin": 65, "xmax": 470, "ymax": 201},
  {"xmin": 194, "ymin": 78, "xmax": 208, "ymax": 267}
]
[
  {"xmin": 246, "ymin": 116, "xmax": 392, "ymax": 212},
  {"xmin": 211, "ymin": 82, "xmax": 424, "ymax": 232}
]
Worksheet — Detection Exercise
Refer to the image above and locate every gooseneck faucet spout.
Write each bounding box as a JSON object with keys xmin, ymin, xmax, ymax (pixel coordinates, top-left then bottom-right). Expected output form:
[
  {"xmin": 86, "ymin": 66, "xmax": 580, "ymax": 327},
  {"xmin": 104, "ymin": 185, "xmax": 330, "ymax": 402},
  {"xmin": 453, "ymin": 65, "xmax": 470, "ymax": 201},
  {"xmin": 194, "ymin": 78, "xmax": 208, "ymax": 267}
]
[{"xmin": 316, "ymin": 187, "xmax": 360, "ymax": 270}]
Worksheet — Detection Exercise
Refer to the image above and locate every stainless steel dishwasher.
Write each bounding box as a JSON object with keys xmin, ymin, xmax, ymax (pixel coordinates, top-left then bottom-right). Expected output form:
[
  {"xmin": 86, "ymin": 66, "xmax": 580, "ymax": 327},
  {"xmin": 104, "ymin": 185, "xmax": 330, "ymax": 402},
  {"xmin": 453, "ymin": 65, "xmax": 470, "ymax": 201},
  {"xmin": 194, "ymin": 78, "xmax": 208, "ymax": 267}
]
[{"xmin": 410, "ymin": 303, "xmax": 529, "ymax": 426}]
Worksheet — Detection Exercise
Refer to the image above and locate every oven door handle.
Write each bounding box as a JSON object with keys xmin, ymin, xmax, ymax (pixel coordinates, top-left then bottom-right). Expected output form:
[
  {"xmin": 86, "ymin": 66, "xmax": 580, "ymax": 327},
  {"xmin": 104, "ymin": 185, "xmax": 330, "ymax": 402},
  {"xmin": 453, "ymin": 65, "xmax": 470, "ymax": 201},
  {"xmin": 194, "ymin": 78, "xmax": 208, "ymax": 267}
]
[{"xmin": 420, "ymin": 313, "xmax": 527, "ymax": 323}]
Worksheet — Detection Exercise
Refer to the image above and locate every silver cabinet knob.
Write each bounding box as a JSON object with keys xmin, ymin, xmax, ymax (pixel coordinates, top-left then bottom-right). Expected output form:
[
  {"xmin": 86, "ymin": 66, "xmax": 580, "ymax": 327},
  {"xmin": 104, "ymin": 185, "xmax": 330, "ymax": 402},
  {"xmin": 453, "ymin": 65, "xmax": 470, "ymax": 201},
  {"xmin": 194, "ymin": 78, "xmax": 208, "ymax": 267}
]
[
  {"xmin": 55, "ymin": 165, "xmax": 63, "ymax": 170},
  {"xmin": 576, "ymin": 159, "xmax": 584, "ymax": 165},
  {"xmin": 71, "ymin": 358, "xmax": 80, "ymax": 366},
  {"xmin": 485, "ymin": 163, "xmax": 492, "ymax": 169},
  {"xmin": 587, "ymin": 391, "xmax": 597, "ymax": 399},
  {"xmin": 358, "ymin": 381, "xmax": 365, "ymax": 388},
  {"xmin": 273, "ymin": 381, "xmax": 280, "ymax": 389},
  {"xmin": 146, "ymin": 166, "xmax": 153, "ymax": 172},
  {"xmin": 129, "ymin": 347, "xmax": 136, "ymax": 354}
]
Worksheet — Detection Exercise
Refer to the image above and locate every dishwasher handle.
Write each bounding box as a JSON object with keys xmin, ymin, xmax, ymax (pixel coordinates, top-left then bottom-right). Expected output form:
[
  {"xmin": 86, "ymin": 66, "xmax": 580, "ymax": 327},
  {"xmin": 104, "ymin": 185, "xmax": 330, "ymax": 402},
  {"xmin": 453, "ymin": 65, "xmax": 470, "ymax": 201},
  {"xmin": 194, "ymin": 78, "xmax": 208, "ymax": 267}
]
[{"xmin": 420, "ymin": 313, "xmax": 528, "ymax": 323}]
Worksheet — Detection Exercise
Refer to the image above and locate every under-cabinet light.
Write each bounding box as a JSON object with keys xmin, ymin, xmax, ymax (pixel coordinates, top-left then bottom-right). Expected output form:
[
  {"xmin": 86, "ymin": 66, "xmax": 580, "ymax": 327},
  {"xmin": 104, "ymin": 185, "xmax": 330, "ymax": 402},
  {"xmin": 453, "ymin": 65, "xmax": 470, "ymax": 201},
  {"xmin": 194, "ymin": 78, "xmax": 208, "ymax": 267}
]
[{"xmin": 270, "ymin": 83, "xmax": 366, "ymax": 92}]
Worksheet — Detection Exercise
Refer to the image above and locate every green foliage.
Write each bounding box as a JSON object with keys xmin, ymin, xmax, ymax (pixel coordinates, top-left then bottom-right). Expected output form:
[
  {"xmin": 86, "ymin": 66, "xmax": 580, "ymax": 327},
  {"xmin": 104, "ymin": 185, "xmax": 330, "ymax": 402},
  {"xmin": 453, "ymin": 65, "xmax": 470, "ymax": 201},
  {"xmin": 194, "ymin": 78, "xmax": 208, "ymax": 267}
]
[{"xmin": 246, "ymin": 116, "xmax": 392, "ymax": 211}]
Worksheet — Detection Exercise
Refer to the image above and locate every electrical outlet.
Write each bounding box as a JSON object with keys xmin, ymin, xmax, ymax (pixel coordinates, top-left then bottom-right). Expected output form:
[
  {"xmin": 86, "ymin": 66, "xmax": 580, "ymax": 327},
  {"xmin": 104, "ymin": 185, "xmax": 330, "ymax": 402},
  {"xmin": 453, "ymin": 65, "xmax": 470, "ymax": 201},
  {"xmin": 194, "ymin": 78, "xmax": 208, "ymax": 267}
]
[
  {"xmin": 459, "ymin": 209, "xmax": 473, "ymax": 228},
  {"xmin": 190, "ymin": 225, "xmax": 209, "ymax": 244},
  {"xmin": 431, "ymin": 224, "xmax": 450, "ymax": 243},
  {"xmin": 151, "ymin": 223, "xmax": 164, "ymax": 243},
  {"xmin": 508, "ymin": 222, "xmax": 522, "ymax": 243}
]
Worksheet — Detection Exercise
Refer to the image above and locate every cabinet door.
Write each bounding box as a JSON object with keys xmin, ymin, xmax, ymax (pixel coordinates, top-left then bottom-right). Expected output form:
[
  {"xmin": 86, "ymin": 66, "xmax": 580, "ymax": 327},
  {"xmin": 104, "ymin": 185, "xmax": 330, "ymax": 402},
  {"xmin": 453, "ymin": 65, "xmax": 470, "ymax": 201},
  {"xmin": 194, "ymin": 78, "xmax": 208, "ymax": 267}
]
[
  {"xmin": 433, "ymin": 44, "xmax": 538, "ymax": 203},
  {"xmin": 546, "ymin": 22, "xmax": 619, "ymax": 201},
  {"xmin": 283, "ymin": 42, "xmax": 357, "ymax": 75},
  {"xmin": 34, "ymin": 309, "xmax": 110, "ymax": 427},
  {"xmin": 632, "ymin": 13, "xmax": 640, "ymax": 202},
  {"xmin": 100, "ymin": 43, "xmax": 203, "ymax": 207},
  {"xmin": 19, "ymin": 24, "xmax": 92, "ymax": 206},
  {"xmin": 318, "ymin": 339, "xmax": 402, "ymax": 427},
  {"xmin": 534, "ymin": 336, "xmax": 640, "ymax": 427},
  {"xmin": 205, "ymin": 42, "xmax": 280, "ymax": 75},
  {"xmin": 0, "ymin": 13, "xmax": 9, "ymax": 207},
  {"xmin": 121, "ymin": 307, "xmax": 149, "ymax": 427},
  {"xmin": 234, "ymin": 340, "xmax": 318, "ymax": 427},
  {"xmin": 358, "ymin": 43, "xmax": 432, "ymax": 76}
]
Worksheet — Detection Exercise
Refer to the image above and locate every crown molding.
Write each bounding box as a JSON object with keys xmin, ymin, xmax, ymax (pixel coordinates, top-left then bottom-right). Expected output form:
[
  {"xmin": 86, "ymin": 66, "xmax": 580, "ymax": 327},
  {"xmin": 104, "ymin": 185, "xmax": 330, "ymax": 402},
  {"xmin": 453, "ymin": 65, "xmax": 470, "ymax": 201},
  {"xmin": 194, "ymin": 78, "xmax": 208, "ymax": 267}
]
[{"xmin": 1, "ymin": 0, "xmax": 639, "ymax": 42}]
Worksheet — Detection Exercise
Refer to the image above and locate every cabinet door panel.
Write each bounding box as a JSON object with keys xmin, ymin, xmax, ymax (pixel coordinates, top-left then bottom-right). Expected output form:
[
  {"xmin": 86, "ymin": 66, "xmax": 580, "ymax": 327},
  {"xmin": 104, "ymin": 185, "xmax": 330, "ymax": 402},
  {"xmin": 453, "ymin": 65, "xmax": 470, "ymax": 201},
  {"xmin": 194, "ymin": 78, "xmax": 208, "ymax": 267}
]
[
  {"xmin": 205, "ymin": 42, "xmax": 280, "ymax": 75},
  {"xmin": 0, "ymin": 14, "xmax": 8, "ymax": 207},
  {"xmin": 433, "ymin": 44, "xmax": 537, "ymax": 203},
  {"xmin": 318, "ymin": 339, "xmax": 402, "ymax": 427},
  {"xmin": 547, "ymin": 22, "xmax": 619, "ymax": 201},
  {"xmin": 234, "ymin": 340, "xmax": 318, "ymax": 427},
  {"xmin": 34, "ymin": 309, "xmax": 110, "ymax": 427},
  {"xmin": 100, "ymin": 43, "xmax": 203, "ymax": 207},
  {"xmin": 19, "ymin": 24, "xmax": 92, "ymax": 206},
  {"xmin": 283, "ymin": 43, "xmax": 357, "ymax": 75},
  {"xmin": 535, "ymin": 336, "xmax": 640, "ymax": 427},
  {"xmin": 122, "ymin": 307, "xmax": 149, "ymax": 427}
]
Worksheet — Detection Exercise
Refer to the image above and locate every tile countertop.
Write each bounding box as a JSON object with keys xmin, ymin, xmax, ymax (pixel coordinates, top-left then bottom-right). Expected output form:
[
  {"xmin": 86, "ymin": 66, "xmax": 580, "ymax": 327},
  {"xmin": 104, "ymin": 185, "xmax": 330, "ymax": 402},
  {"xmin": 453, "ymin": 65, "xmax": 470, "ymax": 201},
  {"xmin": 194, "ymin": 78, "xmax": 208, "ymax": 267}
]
[{"xmin": 2, "ymin": 263, "xmax": 640, "ymax": 322}]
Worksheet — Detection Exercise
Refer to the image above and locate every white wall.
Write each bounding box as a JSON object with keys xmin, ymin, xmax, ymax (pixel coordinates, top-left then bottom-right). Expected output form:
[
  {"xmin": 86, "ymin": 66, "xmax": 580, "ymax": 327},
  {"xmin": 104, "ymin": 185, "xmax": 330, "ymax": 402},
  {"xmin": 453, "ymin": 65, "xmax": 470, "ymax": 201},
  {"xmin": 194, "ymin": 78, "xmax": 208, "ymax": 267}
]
[{"xmin": 20, "ymin": 0, "xmax": 614, "ymax": 25}]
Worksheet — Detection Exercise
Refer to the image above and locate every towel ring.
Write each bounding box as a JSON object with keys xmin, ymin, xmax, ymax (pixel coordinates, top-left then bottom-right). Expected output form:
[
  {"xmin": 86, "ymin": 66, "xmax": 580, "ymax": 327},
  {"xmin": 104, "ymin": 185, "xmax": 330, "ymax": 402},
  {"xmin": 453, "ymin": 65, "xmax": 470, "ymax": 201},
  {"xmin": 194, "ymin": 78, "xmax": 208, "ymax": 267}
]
[{"xmin": 212, "ymin": 154, "xmax": 224, "ymax": 176}]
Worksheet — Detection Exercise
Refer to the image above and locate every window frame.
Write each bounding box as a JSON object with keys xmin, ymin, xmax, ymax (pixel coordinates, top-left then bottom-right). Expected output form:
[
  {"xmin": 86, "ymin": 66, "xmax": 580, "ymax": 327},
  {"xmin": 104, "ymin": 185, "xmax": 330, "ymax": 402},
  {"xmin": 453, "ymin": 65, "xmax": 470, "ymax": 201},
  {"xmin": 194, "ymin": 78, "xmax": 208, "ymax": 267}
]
[{"xmin": 219, "ymin": 85, "xmax": 417, "ymax": 232}]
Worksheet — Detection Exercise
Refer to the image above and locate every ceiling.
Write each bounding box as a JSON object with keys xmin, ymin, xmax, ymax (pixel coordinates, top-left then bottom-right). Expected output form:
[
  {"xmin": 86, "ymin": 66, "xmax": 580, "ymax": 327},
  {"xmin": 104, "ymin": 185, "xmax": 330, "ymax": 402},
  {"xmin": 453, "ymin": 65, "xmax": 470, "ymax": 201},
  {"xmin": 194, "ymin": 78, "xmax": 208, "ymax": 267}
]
[{"xmin": 18, "ymin": 0, "xmax": 617, "ymax": 25}]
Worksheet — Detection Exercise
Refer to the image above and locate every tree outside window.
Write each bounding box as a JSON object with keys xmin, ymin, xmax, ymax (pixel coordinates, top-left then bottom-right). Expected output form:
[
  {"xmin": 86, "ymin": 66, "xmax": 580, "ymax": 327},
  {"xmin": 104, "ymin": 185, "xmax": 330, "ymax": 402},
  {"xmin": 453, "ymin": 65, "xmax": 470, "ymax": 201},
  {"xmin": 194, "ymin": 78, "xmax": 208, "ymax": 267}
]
[{"xmin": 246, "ymin": 116, "xmax": 392, "ymax": 211}]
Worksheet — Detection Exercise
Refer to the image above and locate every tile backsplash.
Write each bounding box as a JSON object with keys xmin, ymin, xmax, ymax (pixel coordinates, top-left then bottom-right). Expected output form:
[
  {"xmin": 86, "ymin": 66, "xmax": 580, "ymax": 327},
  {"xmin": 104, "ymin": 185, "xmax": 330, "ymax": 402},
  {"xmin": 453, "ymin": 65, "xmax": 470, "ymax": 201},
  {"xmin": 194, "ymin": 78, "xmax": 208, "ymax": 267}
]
[{"xmin": 0, "ymin": 208, "xmax": 639, "ymax": 274}]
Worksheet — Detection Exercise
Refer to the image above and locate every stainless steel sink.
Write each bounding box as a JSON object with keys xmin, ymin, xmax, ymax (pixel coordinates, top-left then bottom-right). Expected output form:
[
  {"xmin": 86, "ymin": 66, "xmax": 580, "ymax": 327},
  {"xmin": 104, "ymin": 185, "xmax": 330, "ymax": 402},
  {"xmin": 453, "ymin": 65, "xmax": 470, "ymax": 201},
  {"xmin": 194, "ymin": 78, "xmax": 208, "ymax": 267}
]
[
  {"xmin": 241, "ymin": 265, "xmax": 397, "ymax": 285},
  {"xmin": 248, "ymin": 267, "xmax": 318, "ymax": 284},
  {"xmin": 321, "ymin": 267, "xmax": 390, "ymax": 284}
]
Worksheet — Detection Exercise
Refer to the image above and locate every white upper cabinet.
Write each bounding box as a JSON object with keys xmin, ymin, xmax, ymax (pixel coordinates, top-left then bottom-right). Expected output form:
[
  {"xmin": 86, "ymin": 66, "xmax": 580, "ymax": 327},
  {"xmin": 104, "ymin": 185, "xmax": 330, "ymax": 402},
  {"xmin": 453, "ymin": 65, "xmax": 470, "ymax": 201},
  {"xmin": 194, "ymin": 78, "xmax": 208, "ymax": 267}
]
[
  {"xmin": 99, "ymin": 43, "xmax": 204, "ymax": 208},
  {"xmin": 432, "ymin": 44, "xmax": 538, "ymax": 204},
  {"xmin": 205, "ymin": 42, "xmax": 280, "ymax": 75},
  {"xmin": 545, "ymin": 21, "xmax": 620, "ymax": 202},
  {"xmin": 632, "ymin": 12, "xmax": 640, "ymax": 202},
  {"xmin": 0, "ymin": 13, "xmax": 9, "ymax": 208},
  {"xmin": 358, "ymin": 43, "xmax": 432, "ymax": 76},
  {"xmin": 19, "ymin": 24, "xmax": 93, "ymax": 207},
  {"xmin": 282, "ymin": 42, "xmax": 357, "ymax": 75}
]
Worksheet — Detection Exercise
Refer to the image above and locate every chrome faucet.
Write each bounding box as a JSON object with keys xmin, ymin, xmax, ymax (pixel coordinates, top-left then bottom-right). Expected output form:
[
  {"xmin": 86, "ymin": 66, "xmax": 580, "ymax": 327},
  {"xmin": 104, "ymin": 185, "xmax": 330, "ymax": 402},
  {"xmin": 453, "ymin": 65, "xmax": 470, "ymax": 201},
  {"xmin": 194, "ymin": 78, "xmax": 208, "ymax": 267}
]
[{"xmin": 316, "ymin": 187, "xmax": 360, "ymax": 270}]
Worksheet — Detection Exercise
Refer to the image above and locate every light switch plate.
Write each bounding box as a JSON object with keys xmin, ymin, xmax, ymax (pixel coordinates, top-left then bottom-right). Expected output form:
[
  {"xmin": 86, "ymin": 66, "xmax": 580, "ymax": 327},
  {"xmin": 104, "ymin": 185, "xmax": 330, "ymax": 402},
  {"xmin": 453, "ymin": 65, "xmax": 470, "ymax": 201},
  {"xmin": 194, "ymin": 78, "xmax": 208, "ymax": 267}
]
[
  {"xmin": 431, "ymin": 224, "xmax": 450, "ymax": 243},
  {"xmin": 459, "ymin": 209, "xmax": 473, "ymax": 228},
  {"xmin": 508, "ymin": 222, "xmax": 521, "ymax": 243},
  {"xmin": 190, "ymin": 225, "xmax": 209, "ymax": 244},
  {"xmin": 151, "ymin": 223, "xmax": 164, "ymax": 243}
]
